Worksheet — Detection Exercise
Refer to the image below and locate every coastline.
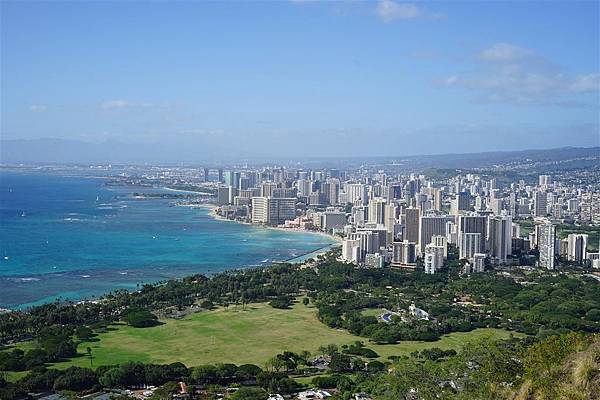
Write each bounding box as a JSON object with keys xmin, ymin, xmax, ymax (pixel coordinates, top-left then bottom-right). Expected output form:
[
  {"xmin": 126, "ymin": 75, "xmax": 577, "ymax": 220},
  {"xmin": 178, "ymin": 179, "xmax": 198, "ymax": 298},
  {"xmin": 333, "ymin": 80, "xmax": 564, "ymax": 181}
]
[
  {"xmin": 205, "ymin": 204, "xmax": 342, "ymax": 261},
  {"xmin": 1, "ymin": 175, "xmax": 339, "ymax": 310}
]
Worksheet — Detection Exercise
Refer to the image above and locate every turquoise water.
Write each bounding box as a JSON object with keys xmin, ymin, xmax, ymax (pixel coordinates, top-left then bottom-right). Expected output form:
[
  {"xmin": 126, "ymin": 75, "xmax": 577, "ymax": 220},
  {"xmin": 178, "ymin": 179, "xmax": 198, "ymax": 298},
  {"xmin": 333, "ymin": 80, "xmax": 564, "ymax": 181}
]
[{"xmin": 0, "ymin": 171, "xmax": 334, "ymax": 309}]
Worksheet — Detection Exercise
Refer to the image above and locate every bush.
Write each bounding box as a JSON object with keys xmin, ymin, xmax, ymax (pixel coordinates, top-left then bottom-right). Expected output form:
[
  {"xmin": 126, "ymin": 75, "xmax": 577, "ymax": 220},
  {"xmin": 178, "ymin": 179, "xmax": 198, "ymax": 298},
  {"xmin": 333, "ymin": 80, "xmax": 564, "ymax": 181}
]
[
  {"xmin": 269, "ymin": 297, "xmax": 293, "ymax": 309},
  {"xmin": 122, "ymin": 308, "xmax": 159, "ymax": 328},
  {"xmin": 52, "ymin": 367, "xmax": 98, "ymax": 391},
  {"xmin": 329, "ymin": 354, "xmax": 353, "ymax": 373},
  {"xmin": 311, "ymin": 375, "xmax": 340, "ymax": 388},
  {"xmin": 367, "ymin": 360, "xmax": 386, "ymax": 373},
  {"xmin": 230, "ymin": 387, "xmax": 268, "ymax": 400}
]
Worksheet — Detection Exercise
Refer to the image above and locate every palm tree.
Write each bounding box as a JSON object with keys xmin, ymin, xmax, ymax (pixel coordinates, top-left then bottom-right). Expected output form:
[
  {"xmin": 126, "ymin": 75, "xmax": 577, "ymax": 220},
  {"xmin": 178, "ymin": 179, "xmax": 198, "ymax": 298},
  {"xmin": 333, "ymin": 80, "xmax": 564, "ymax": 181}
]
[{"xmin": 86, "ymin": 347, "xmax": 93, "ymax": 369}]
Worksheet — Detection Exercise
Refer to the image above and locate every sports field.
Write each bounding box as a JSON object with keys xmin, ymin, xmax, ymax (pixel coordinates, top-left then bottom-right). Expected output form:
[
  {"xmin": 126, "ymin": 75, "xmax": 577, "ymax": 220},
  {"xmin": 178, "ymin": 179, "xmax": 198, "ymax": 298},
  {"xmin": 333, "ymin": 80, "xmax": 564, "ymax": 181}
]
[{"xmin": 34, "ymin": 301, "xmax": 521, "ymax": 371}]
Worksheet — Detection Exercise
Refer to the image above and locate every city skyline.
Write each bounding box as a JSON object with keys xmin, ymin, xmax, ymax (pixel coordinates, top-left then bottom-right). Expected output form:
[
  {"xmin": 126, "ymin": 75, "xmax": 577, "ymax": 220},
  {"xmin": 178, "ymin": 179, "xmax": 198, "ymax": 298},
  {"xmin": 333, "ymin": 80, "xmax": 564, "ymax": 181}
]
[{"xmin": 2, "ymin": 0, "xmax": 599, "ymax": 160}]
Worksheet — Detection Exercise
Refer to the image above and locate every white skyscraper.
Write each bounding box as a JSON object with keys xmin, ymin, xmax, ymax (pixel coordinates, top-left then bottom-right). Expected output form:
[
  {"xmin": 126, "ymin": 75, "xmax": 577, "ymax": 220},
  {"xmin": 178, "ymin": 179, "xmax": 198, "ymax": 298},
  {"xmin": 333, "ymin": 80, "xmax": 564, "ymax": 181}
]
[
  {"xmin": 424, "ymin": 243, "xmax": 444, "ymax": 274},
  {"xmin": 368, "ymin": 198, "xmax": 387, "ymax": 225},
  {"xmin": 345, "ymin": 183, "xmax": 368, "ymax": 205},
  {"xmin": 538, "ymin": 221, "xmax": 555, "ymax": 270},
  {"xmin": 567, "ymin": 234, "xmax": 588, "ymax": 263}
]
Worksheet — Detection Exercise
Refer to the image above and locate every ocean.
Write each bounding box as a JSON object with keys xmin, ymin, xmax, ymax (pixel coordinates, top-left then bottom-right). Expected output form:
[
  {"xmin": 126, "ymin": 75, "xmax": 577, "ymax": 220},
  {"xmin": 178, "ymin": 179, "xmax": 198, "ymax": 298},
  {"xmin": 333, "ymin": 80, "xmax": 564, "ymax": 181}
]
[{"xmin": 0, "ymin": 170, "xmax": 335, "ymax": 310}]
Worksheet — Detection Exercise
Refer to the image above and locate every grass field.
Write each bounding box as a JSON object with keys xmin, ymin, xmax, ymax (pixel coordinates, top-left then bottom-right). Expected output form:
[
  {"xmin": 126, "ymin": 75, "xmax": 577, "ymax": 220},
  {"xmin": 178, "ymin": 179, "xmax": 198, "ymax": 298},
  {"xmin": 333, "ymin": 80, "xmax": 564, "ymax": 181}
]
[{"xmin": 13, "ymin": 301, "xmax": 520, "ymax": 373}]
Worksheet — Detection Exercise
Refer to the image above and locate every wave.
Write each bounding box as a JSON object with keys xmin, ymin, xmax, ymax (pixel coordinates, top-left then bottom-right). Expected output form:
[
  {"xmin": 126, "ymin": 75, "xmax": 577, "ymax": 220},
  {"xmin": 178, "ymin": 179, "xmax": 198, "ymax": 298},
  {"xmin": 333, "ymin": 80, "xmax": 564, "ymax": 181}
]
[{"xmin": 10, "ymin": 277, "xmax": 41, "ymax": 282}]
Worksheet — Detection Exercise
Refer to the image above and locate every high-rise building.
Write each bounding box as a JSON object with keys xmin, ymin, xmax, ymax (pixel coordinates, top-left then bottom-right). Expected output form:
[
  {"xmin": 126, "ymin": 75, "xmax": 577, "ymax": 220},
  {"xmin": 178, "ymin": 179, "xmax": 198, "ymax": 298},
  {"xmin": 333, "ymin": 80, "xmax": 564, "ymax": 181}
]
[
  {"xmin": 472, "ymin": 253, "xmax": 486, "ymax": 273},
  {"xmin": 368, "ymin": 198, "xmax": 387, "ymax": 225},
  {"xmin": 419, "ymin": 215, "xmax": 452, "ymax": 253},
  {"xmin": 391, "ymin": 240, "xmax": 417, "ymax": 269},
  {"xmin": 539, "ymin": 175, "xmax": 552, "ymax": 187},
  {"xmin": 424, "ymin": 243, "xmax": 444, "ymax": 274},
  {"xmin": 203, "ymin": 168, "xmax": 210, "ymax": 182},
  {"xmin": 446, "ymin": 221, "xmax": 458, "ymax": 244},
  {"xmin": 534, "ymin": 191, "xmax": 547, "ymax": 217},
  {"xmin": 251, "ymin": 197, "xmax": 296, "ymax": 225},
  {"xmin": 328, "ymin": 179, "xmax": 340, "ymax": 205},
  {"xmin": 341, "ymin": 238, "xmax": 361, "ymax": 264},
  {"xmin": 432, "ymin": 235, "xmax": 448, "ymax": 257},
  {"xmin": 217, "ymin": 186, "xmax": 231, "ymax": 206},
  {"xmin": 261, "ymin": 182, "xmax": 279, "ymax": 197},
  {"xmin": 459, "ymin": 232, "xmax": 481, "ymax": 260},
  {"xmin": 404, "ymin": 207, "xmax": 420, "ymax": 244},
  {"xmin": 451, "ymin": 191, "xmax": 470, "ymax": 215},
  {"xmin": 345, "ymin": 183, "xmax": 368, "ymax": 205},
  {"xmin": 297, "ymin": 179, "xmax": 312, "ymax": 196},
  {"xmin": 567, "ymin": 234, "xmax": 588, "ymax": 263},
  {"xmin": 491, "ymin": 198, "xmax": 504, "ymax": 215},
  {"xmin": 538, "ymin": 221, "xmax": 555, "ymax": 270},
  {"xmin": 390, "ymin": 183, "xmax": 402, "ymax": 200},
  {"xmin": 321, "ymin": 212, "xmax": 347, "ymax": 231},
  {"xmin": 239, "ymin": 177, "xmax": 250, "ymax": 190},
  {"xmin": 345, "ymin": 230, "xmax": 382, "ymax": 262},
  {"xmin": 457, "ymin": 215, "xmax": 487, "ymax": 253},
  {"xmin": 488, "ymin": 215, "xmax": 512, "ymax": 263}
]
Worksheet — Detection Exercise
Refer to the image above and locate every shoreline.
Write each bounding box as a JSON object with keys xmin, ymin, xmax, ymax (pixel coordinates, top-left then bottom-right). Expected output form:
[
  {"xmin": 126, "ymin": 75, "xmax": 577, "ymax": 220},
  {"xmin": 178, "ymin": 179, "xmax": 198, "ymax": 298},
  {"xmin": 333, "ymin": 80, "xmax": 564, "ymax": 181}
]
[
  {"xmin": 205, "ymin": 205, "xmax": 342, "ymax": 261},
  {"xmin": 1, "ymin": 181, "xmax": 338, "ymax": 310}
]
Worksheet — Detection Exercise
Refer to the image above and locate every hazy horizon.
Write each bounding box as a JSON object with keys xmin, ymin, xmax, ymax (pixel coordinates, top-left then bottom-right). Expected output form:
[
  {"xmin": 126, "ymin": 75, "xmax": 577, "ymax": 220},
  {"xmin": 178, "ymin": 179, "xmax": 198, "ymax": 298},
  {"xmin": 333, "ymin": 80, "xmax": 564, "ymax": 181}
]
[{"xmin": 1, "ymin": 1, "xmax": 599, "ymax": 160}]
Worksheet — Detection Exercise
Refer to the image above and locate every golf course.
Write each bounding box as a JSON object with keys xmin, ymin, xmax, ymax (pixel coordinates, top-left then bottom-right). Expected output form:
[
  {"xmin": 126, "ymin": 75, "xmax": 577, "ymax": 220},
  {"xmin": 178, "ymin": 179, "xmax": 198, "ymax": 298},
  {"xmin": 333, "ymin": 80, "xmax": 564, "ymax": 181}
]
[{"xmin": 31, "ymin": 300, "xmax": 521, "ymax": 371}]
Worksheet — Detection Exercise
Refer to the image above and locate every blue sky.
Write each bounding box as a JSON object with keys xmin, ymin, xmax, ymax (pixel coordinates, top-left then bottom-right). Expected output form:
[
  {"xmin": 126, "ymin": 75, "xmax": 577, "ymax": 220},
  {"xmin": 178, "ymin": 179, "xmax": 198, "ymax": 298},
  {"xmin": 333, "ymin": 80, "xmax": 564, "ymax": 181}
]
[{"xmin": 1, "ymin": 0, "xmax": 599, "ymax": 158}]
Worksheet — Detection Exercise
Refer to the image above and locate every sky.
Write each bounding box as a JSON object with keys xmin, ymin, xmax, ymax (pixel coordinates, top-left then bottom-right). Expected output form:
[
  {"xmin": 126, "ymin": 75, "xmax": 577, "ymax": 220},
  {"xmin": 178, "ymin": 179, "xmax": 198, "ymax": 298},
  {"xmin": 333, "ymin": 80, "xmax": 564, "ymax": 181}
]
[{"xmin": 1, "ymin": 0, "xmax": 599, "ymax": 160}]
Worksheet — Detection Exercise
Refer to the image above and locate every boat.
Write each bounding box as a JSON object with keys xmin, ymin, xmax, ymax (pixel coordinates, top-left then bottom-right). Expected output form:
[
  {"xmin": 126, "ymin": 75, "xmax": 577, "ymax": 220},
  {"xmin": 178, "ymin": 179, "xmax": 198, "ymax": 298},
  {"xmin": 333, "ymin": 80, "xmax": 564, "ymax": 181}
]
[{"xmin": 20, "ymin": 211, "xmax": 26, "ymax": 217}]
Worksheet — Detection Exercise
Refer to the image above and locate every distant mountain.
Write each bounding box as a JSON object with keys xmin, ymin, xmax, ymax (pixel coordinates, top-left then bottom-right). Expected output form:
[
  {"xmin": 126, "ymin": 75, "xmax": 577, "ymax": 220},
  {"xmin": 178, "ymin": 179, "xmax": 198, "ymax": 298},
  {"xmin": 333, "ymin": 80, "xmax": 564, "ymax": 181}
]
[
  {"xmin": 0, "ymin": 138, "xmax": 221, "ymax": 165},
  {"xmin": 1, "ymin": 138, "xmax": 598, "ymax": 169}
]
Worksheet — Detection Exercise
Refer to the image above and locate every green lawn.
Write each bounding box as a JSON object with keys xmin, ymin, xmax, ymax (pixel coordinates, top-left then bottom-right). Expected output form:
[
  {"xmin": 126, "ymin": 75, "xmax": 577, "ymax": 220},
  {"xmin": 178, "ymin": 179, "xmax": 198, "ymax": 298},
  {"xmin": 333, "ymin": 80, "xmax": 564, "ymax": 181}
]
[{"xmin": 14, "ymin": 302, "xmax": 522, "ymax": 373}]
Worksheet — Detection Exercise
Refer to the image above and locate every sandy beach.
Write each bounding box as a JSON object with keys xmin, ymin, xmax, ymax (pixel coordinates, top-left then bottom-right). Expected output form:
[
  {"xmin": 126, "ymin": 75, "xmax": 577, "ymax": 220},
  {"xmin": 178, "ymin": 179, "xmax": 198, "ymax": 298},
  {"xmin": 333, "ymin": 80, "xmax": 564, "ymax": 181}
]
[{"xmin": 205, "ymin": 205, "xmax": 342, "ymax": 261}]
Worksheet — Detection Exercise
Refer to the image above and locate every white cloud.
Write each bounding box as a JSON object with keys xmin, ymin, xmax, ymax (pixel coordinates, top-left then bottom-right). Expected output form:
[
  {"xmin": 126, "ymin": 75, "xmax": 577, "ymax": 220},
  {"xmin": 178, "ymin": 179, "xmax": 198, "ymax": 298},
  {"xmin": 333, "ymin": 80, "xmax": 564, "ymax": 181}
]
[
  {"xmin": 375, "ymin": 0, "xmax": 420, "ymax": 22},
  {"xmin": 570, "ymin": 73, "xmax": 600, "ymax": 93},
  {"xmin": 29, "ymin": 104, "xmax": 47, "ymax": 112},
  {"xmin": 438, "ymin": 43, "xmax": 599, "ymax": 106},
  {"xmin": 99, "ymin": 99, "xmax": 138, "ymax": 110},
  {"xmin": 479, "ymin": 43, "xmax": 535, "ymax": 63}
]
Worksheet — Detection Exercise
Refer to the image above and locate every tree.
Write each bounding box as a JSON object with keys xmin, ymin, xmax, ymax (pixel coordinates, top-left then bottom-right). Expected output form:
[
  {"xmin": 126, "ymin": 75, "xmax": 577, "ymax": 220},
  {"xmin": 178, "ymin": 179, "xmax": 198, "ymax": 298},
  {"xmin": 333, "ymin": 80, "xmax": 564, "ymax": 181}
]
[
  {"xmin": 100, "ymin": 367, "xmax": 127, "ymax": 388},
  {"xmin": 367, "ymin": 360, "xmax": 386, "ymax": 373},
  {"xmin": 191, "ymin": 364, "xmax": 218, "ymax": 385},
  {"xmin": 122, "ymin": 308, "xmax": 159, "ymax": 328},
  {"xmin": 86, "ymin": 347, "xmax": 93, "ymax": 369},
  {"xmin": 265, "ymin": 356, "xmax": 286, "ymax": 372},
  {"xmin": 52, "ymin": 366, "xmax": 98, "ymax": 391},
  {"xmin": 269, "ymin": 297, "xmax": 292, "ymax": 309},
  {"xmin": 230, "ymin": 387, "xmax": 268, "ymax": 400},
  {"xmin": 302, "ymin": 298, "xmax": 310, "ymax": 306},
  {"xmin": 329, "ymin": 354, "xmax": 352, "ymax": 373},
  {"xmin": 75, "ymin": 326, "xmax": 93, "ymax": 341},
  {"xmin": 236, "ymin": 364, "xmax": 262, "ymax": 381},
  {"xmin": 318, "ymin": 344, "xmax": 339, "ymax": 356}
]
